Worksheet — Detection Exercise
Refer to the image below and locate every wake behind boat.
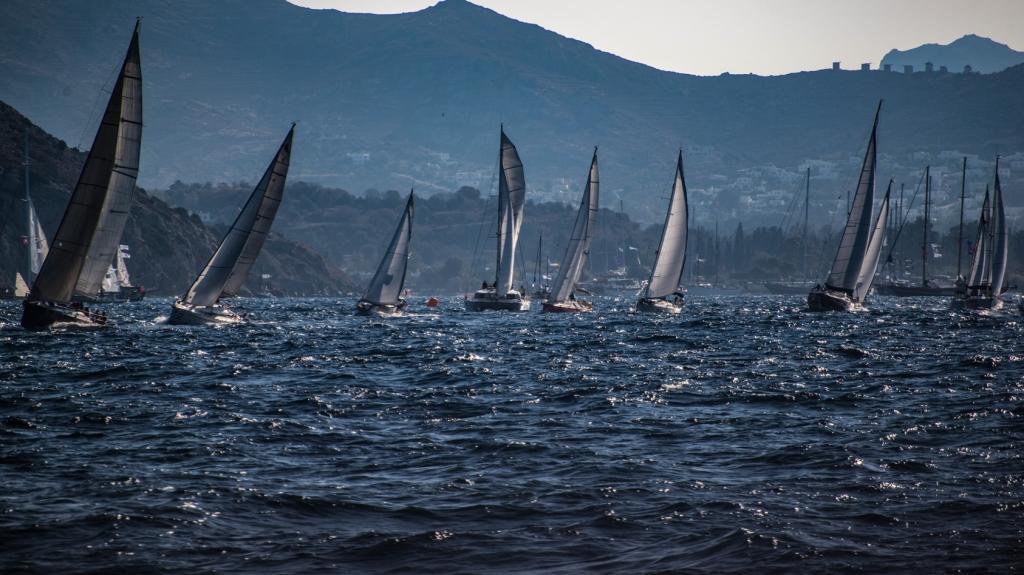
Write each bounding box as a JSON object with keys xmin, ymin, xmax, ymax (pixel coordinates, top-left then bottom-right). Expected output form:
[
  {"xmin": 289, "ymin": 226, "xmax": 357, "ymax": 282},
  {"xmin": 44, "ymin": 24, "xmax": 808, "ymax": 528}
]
[
  {"xmin": 466, "ymin": 127, "xmax": 530, "ymax": 312},
  {"xmin": 808, "ymin": 102, "xmax": 889, "ymax": 312},
  {"xmin": 636, "ymin": 151, "xmax": 688, "ymax": 314},
  {"xmin": 357, "ymin": 191, "xmax": 414, "ymax": 317},
  {"xmin": 168, "ymin": 126, "xmax": 294, "ymax": 325},
  {"xmin": 544, "ymin": 149, "xmax": 599, "ymax": 313},
  {"xmin": 21, "ymin": 21, "xmax": 142, "ymax": 329}
]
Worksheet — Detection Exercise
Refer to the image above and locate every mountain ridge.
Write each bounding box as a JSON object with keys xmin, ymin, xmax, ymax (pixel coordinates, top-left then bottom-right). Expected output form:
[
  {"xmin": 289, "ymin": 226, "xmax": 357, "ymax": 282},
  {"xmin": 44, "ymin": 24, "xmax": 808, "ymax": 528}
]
[{"xmin": 881, "ymin": 34, "xmax": 1024, "ymax": 74}]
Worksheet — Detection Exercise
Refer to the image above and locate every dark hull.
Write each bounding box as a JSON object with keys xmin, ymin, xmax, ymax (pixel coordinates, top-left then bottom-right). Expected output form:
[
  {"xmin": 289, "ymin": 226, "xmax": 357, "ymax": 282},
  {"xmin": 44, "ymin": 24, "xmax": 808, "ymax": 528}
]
[
  {"xmin": 542, "ymin": 300, "xmax": 593, "ymax": 313},
  {"xmin": 950, "ymin": 295, "xmax": 1003, "ymax": 311},
  {"xmin": 356, "ymin": 300, "xmax": 407, "ymax": 317},
  {"xmin": 167, "ymin": 301, "xmax": 243, "ymax": 326},
  {"xmin": 874, "ymin": 283, "xmax": 954, "ymax": 297},
  {"xmin": 635, "ymin": 297, "xmax": 683, "ymax": 314},
  {"xmin": 21, "ymin": 300, "xmax": 107, "ymax": 330},
  {"xmin": 807, "ymin": 288, "xmax": 861, "ymax": 312}
]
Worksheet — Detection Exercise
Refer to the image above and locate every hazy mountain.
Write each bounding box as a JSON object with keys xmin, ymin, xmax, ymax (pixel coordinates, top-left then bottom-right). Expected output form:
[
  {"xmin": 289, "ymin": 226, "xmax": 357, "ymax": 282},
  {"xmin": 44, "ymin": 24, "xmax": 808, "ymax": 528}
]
[
  {"xmin": 882, "ymin": 35, "xmax": 1024, "ymax": 74},
  {"xmin": 0, "ymin": 101, "xmax": 352, "ymax": 296},
  {"xmin": 1, "ymin": 0, "xmax": 1022, "ymax": 223}
]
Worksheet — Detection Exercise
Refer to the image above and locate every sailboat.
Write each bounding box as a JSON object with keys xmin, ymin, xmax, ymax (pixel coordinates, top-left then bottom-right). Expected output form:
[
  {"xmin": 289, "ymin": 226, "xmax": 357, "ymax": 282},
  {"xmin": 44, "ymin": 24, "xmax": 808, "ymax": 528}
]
[
  {"xmin": 808, "ymin": 102, "xmax": 889, "ymax": 312},
  {"xmin": 952, "ymin": 157, "xmax": 1008, "ymax": 311},
  {"xmin": 530, "ymin": 234, "xmax": 551, "ymax": 299},
  {"xmin": 544, "ymin": 149, "xmax": 599, "ymax": 313},
  {"xmin": 94, "ymin": 245, "xmax": 145, "ymax": 302},
  {"xmin": 20, "ymin": 21, "xmax": 142, "ymax": 329},
  {"xmin": 636, "ymin": 151, "xmax": 689, "ymax": 314},
  {"xmin": 357, "ymin": 191, "xmax": 414, "ymax": 316},
  {"xmin": 874, "ymin": 166, "xmax": 955, "ymax": 296},
  {"xmin": 168, "ymin": 125, "xmax": 294, "ymax": 325},
  {"xmin": 765, "ymin": 168, "xmax": 816, "ymax": 295},
  {"xmin": 13, "ymin": 132, "xmax": 50, "ymax": 299},
  {"xmin": 465, "ymin": 127, "xmax": 530, "ymax": 312}
]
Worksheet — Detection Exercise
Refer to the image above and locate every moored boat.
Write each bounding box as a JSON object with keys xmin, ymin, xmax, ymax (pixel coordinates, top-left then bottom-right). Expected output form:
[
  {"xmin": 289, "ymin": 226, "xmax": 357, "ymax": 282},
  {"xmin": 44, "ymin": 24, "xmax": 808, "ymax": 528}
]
[
  {"xmin": 168, "ymin": 125, "xmax": 294, "ymax": 325},
  {"xmin": 21, "ymin": 21, "xmax": 142, "ymax": 329}
]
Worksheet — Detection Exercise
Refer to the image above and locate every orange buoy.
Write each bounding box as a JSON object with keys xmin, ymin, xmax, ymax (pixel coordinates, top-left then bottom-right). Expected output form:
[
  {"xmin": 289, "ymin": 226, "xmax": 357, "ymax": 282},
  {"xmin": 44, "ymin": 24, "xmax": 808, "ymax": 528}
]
[{"xmin": 426, "ymin": 297, "xmax": 440, "ymax": 308}]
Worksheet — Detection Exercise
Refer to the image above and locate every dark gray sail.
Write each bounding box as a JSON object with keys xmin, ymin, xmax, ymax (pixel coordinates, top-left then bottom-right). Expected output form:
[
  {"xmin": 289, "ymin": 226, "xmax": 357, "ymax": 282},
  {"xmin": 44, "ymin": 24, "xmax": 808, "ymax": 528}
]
[
  {"xmin": 29, "ymin": 22, "xmax": 142, "ymax": 304},
  {"xmin": 825, "ymin": 102, "xmax": 880, "ymax": 294},
  {"xmin": 183, "ymin": 126, "xmax": 294, "ymax": 307},
  {"xmin": 990, "ymin": 161, "xmax": 1008, "ymax": 297},
  {"xmin": 854, "ymin": 182, "xmax": 891, "ymax": 302},
  {"xmin": 362, "ymin": 192, "xmax": 414, "ymax": 305},
  {"xmin": 495, "ymin": 128, "xmax": 525, "ymax": 295},
  {"xmin": 548, "ymin": 151, "xmax": 599, "ymax": 304},
  {"xmin": 643, "ymin": 151, "xmax": 689, "ymax": 299}
]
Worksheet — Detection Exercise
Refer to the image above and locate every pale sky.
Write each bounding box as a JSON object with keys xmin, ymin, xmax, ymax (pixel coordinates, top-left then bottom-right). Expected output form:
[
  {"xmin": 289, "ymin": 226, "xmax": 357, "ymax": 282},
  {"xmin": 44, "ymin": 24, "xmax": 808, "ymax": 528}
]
[{"xmin": 287, "ymin": 0, "xmax": 1024, "ymax": 76}]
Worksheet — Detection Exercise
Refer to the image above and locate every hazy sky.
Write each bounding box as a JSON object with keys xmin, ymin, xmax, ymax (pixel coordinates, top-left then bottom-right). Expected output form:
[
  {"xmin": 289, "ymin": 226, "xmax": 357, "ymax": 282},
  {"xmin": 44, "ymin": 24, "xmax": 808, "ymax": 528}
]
[{"xmin": 287, "ymin": 0, "xmax": 1024, "ymax": 76}]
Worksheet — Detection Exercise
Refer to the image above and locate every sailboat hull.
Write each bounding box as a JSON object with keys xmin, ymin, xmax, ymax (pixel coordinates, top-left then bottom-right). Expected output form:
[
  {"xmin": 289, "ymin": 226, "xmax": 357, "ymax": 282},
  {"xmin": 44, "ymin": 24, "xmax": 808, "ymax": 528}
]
[
  {"xmin": 21, "ymin": 300, "xmax": 107, "ymax": 330},
  {"xmin": 465, "ymin": 289, "xmax": 531, "ymax": 312},
  {"xmin": 356, "ymin": 300, "xmax": 407, "ymax": 317},
  {"xmin": 542, "ymin": 299, "xmax": 593, "ymax": 313},
  {"xmin": 950, "ymin": 294, "xmax": 1003, "ymax": 311},
  {"xmin": 807, "ymin": 287, "xmax": 863, "ymax": 312},
  {"xmin": 635, "ymin": 297, "xmax": 683, "ymax": 314},
  {"xmin": 167, "ymin": 301, "xmax": 243, "ymax": 326}
]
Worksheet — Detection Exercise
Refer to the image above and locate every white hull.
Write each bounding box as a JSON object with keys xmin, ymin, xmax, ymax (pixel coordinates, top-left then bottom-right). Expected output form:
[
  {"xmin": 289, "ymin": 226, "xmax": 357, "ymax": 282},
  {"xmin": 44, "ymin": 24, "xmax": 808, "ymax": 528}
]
[
  {"xmin": 167, "ymin": 301, "xmax": 244, "ymax": 325},
  {"xmin": 635, "ymin": 297, "xmax": 683, "ymax": 314},
  {"xmin": 542, "ymin": 299, "xmax": 593, "ymax": 313},
  {"xmin": 356, "ymin": 300, "xmax": 407, "ymax": 317},
  {"xmin": 465, "ymin": 289, "xmax": 531, "ymax": 312}
]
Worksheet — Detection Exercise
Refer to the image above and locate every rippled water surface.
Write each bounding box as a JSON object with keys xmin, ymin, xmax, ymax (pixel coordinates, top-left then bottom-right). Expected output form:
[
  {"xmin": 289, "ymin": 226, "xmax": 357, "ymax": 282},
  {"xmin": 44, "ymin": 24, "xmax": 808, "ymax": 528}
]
[{"xmin": 1, "ymin": 295, "xmax": 1022, "ymax": 573}]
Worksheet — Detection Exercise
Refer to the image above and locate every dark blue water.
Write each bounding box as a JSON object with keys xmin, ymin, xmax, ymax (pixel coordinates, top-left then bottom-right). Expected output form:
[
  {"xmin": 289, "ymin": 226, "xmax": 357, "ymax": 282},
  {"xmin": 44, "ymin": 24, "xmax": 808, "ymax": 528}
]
[{"xmin": 1, "ymin": 295, "xmax": 1022, "ymax": 573}]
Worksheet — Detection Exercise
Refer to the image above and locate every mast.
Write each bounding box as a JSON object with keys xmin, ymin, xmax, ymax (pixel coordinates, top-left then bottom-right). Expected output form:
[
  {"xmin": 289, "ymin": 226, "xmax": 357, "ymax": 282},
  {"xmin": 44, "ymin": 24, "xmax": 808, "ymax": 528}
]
[
  {"xmin": 957, "ymin": 157, "xmax": 966, "ymax": 278},
  {"xmin": 23, "ymin": 130, "xmax": 32, "ymax": 284},
  {"xmin": 533, "ymin": 234, "xmax": 542, "ymax": 285},
  {"xmin": 802, "ymin": 167, "xmax": 809, "ymax": 281},
  {"xmin": 921, "ymin": 166, "xmax": 930, "ymax": 287}
]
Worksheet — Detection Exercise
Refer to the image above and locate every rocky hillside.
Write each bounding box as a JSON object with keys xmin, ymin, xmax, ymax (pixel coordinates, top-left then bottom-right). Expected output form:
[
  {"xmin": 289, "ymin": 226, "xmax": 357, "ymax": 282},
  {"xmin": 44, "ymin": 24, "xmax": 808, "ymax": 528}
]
[
  {"xmin": 0, "ymin": 101, "xmax": 353, "ymax": 296},
  {"xmin": 882, "ymin": 35, "xmax": 1024, "ymax": 74}
]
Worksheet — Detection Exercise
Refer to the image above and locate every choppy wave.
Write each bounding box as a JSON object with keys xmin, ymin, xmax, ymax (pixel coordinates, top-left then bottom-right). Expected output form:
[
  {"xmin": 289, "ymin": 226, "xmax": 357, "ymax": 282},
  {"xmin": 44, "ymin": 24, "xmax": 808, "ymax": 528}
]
[{"xmin": 1, "ymin": 295, "xmax": 1021, "ymax": 573}]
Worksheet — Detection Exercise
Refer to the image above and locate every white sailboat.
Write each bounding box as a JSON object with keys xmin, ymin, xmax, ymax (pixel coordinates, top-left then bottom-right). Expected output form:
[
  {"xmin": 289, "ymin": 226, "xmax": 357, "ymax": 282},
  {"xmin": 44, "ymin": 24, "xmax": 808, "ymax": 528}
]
[
  {"xmin": 96, "ymin": 245, "xmax": 145, "ymax": 301},
  {"xmin": 808, "ymin": 101, "xmax": 889, "ymax": 312},
  {"xmin": 952, "ymin": 157, "xmax": 1009, "ymax": 311},
  {"xmin": 636, "ymin": 151, "xmax": 689, "ymax": 314},
  {"xmin": 168, "ymin": 125, "xmax": 294, "ymax": 325},
  {"xmin": 544, "ymin": 149, "xmax": 599, "ymax": 313},
  {"xmin": 465, "ymin": 127, "xmax": 530, "ymax": 312},
  {"xmin": 21, "ymin": 20, "xmax": 142, "ymax": 329},
  {"xmin": 357, "ymin": 191, "xmax": 414, "ymax": 317}
]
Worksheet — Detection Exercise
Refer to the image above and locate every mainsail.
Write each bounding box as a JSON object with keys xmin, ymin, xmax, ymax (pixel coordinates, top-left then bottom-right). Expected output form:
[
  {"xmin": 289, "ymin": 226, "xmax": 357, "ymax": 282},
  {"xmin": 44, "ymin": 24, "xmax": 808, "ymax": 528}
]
[
  {"xmin": 182, "ymin": 126, "xmax": 294, "ymax": 307},
  {"xmin": 990, "ymin": 160, "xmax": 1008, "ymax": 297},
  {"xmin": 29, "ymin": 21, "xmax": 142, "ymax": 304},
  {"xmin": 854, "ymin": 182, "xmax": 891, "ymax": 302},
  {"xmin": 26, "ymin": 201, "xmax": 48, "ymax": 283},
  {"xmin": 548, "ymin": 150, "xmax": 599, "ymax": 304},
  {"xmin": 362, "ymin": 192, "xmax": 414, "ymax": 305},
  {"xmin": 495, "ymin": 128, "xmax": 525, "ymax": 296},
  {"xmin": 825, "ymin": 101, "xmax": 880, "ymax": 294},
  {"xmin": 966, "ymin": 188, "xmax": 990, "ymax": 289},
  {"xmin": 643, "ymin": 151, "xmax": 689, "ymax": 299}
]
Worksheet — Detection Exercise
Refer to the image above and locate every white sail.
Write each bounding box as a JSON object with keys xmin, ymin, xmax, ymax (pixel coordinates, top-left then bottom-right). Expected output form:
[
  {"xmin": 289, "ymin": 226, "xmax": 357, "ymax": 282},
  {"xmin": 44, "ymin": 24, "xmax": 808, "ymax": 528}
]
[
  {"xmin": 14, "ymin": 273, "xmax": 29, "ymax": 298},
  {"xmin": 966, "ymin": 188, "xmax": 990, "ymax": 289},
  {"xmin": 548, "ymin": 150, "xmax": 599, "ymax": 304},
  {"xmin": 74, "ymin": 21, "xmax": 144, "ymax": 299},
  {"xmin": 825, "ymin": 102, "xmax": 880, "ymax": 294},
  {"xmin": 183, "ymin": 126, "xmax": 294, "ymax": 306},
  {"xmin": 116, "ymin": 245, "xmax": 132, "ymax": 287},
  {"xmin": 362, "ymin": 192, "xmax": 414, "ymax": 305},
  {"xmin": 102, "ymin": 266, "xmax": 121, "ymax": 293},
  {"xmin": 27, "ymin": 201, "xmax": 48, "ymax": 280},
  {"xmin": 495, "ymin": 128, "xmax": 525, "ymax": 295},
  {"xmin": 644, "ymin": 151, "xmax": 689, "ymax": 299},
  {"xmin": 30, "ymin": 21, "xmax": 142, "ymax": 304},
  {"xmin": 990, "ymin": 162, "xmax": 1008, "ymax": 297},
  {"xmin": 854, "ymin": 183, "xmax": 891, "ymax": 302}
]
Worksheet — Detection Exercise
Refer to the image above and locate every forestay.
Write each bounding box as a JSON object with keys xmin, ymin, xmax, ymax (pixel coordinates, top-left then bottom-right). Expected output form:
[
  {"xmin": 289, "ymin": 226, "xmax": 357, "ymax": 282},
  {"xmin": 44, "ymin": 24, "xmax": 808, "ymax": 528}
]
[
  {"xmin": 183, "ymin": 126, "xmax": 294, "ymax": 306},
  {"xmin": 644, "ymin": 151, "xmax": 689, "ymax": 299},
  {"xmin": 362, "ymin": 192, "xmax": 414, "ymax": 305},
  {"xmin": 30, "ymin": 21, "xmax": 142, "ymax": 304},
  {"xmin": 825, "ymin": 103, "xmax": 880, "ymax": 294},
  {"xmin": 548, "ymin": 150, "xmax": 599, "ymax": 304}
]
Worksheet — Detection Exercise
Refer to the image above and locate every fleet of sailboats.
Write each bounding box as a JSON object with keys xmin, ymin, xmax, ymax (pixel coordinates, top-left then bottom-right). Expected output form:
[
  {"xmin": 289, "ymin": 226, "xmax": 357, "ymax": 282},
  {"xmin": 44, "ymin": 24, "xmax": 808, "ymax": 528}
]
[
  {"xmin": 543, "ymin": 149, "xmax": 599, "ymax": 313},
  {"xmin": 357, "ymin": 191, "xmax": 414, "ymax": 316},
  {"xmin": 20, "ymin": 21, "xmax": 142, "ymax": 329},
  {"xmin": 636, "ymin": 151, "xmax": 689, "ymax": 314},
  {"xmin": 4, "ymin": 20, "xmax": 1019, "ymax": 326},
  {"xmin": 465, "ymin": 127, "xmax": 530, "ymax": 312},
  {"xmin": 808, "ymin": 102, "xmax": 890, "ymax": 312},
  {"xmin": 168, "ymin": 125, "xmax": 294, "ymax": 325}
]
